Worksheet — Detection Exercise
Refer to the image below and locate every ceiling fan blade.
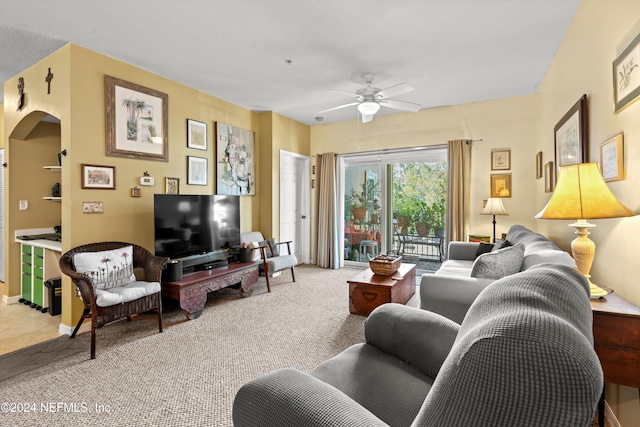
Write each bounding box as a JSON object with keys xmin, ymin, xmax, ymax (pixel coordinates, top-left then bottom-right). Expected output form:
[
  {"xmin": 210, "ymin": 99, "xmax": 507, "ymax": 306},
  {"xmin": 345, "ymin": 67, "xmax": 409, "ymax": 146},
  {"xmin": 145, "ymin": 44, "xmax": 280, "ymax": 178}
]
[
  {"xmin": 361, "ymin": 114, "xmax": 374, "ymax": 124},
  {"xmin": 379, "ymin": 99, "xmax": 422, "ymax": 112},
  {"xmin": 376, "ymin": 83, "xmax": 413, "ymax": 99},
  {"xmin": 318, "ymin": 102, "xmax": 359, "ymax": 114}
]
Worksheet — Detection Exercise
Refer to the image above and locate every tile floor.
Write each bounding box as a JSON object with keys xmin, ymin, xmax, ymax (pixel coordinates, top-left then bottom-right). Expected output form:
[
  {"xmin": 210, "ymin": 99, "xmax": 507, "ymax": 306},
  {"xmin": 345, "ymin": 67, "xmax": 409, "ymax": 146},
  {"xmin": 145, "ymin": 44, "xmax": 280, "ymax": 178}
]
[{"xmin": 0, "ymin": 281, "xmax": 89, "ymax": 355}]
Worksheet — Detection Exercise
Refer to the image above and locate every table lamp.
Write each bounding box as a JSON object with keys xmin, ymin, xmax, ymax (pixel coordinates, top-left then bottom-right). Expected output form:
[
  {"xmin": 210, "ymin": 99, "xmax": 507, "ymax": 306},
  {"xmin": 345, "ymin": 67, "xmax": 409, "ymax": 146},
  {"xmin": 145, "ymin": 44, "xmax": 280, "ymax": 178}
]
[
  {"xmin": 535, "ymin": 163, "xmax": 635, "ymax": 297},
  {"xmin": 481, "ymin": 197, "xmax": 509, "ymax": 242}
]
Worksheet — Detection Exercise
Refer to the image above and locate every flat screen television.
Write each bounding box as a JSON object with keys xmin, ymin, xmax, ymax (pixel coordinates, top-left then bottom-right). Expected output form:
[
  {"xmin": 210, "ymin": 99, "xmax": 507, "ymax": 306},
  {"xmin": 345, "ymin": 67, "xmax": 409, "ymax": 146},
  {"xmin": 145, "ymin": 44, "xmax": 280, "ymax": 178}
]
[{"xmin": 154, "ymin": 194, "xmax": 241, "ymax": 260}]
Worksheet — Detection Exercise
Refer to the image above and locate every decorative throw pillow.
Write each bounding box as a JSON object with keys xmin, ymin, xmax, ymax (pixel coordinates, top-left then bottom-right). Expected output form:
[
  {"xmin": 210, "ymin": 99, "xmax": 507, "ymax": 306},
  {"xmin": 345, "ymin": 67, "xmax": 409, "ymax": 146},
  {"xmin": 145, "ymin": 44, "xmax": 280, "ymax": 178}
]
[
  {"xmin": 267, "ymin": 238, "xmax": 280, "ymax": 257},
  {"xmin": 259, "ymin": 240, "xmax": 273, "ymax": 258},
  {"xmin": 73, "ymin": 245, "xmax": 136, "ymax": 290},
  {"xmin": 474, "ymin": 242, "xmax": 494, "ymax": 259},
  {"xmin": 249, "ymin": 241, "xmax": 262, "ymax": 261},
  {"xmin": 471, "ymin": 243, "xmax": 525, "ymax": 280}
]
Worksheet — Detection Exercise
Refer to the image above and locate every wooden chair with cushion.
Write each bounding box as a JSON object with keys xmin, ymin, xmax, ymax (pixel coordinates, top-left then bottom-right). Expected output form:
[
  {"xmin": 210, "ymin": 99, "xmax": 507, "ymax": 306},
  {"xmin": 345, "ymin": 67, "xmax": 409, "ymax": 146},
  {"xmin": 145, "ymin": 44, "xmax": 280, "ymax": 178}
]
[
  {"xmin": 59, "ymin": 242, "xmax": 169, "ymax": 359},
  {"xmin": 240, "ymin": 231, "xmax": 297, "ymax": 292}
]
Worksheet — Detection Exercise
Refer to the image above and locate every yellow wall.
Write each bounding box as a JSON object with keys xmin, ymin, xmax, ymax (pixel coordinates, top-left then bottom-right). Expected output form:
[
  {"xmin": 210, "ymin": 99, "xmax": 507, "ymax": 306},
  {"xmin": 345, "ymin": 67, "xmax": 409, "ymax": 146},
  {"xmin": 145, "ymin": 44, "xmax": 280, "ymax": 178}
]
[
  {"xmin": 534, "ymin": 1, "xmax": 640, "ymax": 424},
  {"xmin": 309, "ymin": 1, "xmax": 640, "ymax": 422},
  {"xmin": 311, "ymin": 94, "xmax": 541, "ymax": 238},
  {"xmin": 2, "ymin": 44, "xmax": 308, "ymax": 329}
]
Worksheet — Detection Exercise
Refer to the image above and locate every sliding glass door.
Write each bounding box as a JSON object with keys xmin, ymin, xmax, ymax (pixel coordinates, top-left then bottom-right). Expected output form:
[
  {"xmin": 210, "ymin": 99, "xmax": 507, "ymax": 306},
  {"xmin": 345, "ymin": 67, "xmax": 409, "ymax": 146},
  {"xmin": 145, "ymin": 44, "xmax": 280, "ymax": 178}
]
[{"xmin": 340, "ymin": 146, "xmax": 447, "ymax": 273}]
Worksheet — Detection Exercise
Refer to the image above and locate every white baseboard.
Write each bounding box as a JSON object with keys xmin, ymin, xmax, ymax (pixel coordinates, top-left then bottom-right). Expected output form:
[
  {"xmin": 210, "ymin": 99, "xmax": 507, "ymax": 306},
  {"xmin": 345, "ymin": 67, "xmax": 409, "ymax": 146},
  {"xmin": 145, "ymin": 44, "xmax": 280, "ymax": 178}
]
[
  {"xmin": 58, "ymin": 323, "xmax": 75, "ymax": 336},
  {"xmin": 2, "ymin": 294, "xmax": 21, "ymax": 305}
]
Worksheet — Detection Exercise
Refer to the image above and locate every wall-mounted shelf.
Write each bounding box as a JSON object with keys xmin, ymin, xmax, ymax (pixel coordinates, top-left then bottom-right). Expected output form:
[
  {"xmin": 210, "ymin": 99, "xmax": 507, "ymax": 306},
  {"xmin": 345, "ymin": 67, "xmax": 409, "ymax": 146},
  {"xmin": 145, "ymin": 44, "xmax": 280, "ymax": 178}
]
[
  {"xmin": 43, "ymin": 166, "xmax": 61, "ymax": 171},
  {"xmin": 43, "ymin": 197, "xmax": 61, "ymax": 201}
]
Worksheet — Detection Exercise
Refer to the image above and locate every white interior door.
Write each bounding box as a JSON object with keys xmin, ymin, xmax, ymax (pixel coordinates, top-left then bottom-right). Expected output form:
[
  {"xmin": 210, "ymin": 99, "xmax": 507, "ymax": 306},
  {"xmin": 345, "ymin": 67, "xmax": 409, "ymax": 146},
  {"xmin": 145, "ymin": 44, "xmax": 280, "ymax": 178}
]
[{"xmin": 280, "ymin": 150, "xmax": 310, "ymax": 264}]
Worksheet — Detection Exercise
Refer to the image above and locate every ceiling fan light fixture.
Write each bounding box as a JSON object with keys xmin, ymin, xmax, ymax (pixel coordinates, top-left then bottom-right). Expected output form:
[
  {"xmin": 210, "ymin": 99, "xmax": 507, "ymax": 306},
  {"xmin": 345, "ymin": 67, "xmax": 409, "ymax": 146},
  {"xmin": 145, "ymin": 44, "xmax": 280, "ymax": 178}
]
[{"xmin": 358, "ymin": 101, "xmax": 380, "ymax": 116}]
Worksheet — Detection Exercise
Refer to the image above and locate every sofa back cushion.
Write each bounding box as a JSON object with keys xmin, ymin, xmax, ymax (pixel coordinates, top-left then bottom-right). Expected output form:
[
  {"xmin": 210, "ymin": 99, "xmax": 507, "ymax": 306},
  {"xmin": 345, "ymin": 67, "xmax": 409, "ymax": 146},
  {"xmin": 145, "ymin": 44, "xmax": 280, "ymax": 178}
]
[
  {"xmin": 73, "ymin": 245, "xmax": 136, "ymax": 290},
  {"xmin": 506, "ymin": 225, "xmax": 576, "ymax": 270},
  {"xmin": 416, "ymin": 264, "xmax": 602, "ymax": 426},
  {"xmin": 470, "ymin": 243, "xmax": 524, "ymax": 280}
]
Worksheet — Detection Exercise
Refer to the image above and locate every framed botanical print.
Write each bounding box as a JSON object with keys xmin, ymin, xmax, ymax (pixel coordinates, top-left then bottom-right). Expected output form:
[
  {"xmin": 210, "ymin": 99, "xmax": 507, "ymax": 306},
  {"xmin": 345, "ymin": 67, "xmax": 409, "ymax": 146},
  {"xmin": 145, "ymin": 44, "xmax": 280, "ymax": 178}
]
[
  {"xmin": 105, "ymin": 76, "xmax": 168, "ymax": 162},
  {"xmin": 187, "ymin": 156, "xmax": 207, "ymax": 186},
  {"xmin": 554, "ymin": 94, "xmax": 588, "ymax": 177},
  {"xmin": 187, "ymin": 119, "xmax": 207, "ymax": 150},
  {"xmin": 490, "ymin": 173, "xmax": 511, "ymax": 198},
  {"xmin": 165, "ymin": 177, "xmax": 180, "ymax": 194},
  {"xmin": 491, "ymin": 149, "xmax": 511, "ymax": 170},
  {"xmin": 599, "ymin": 133, "xmax": 624, "ymax": 182},
  {"xmin": 613, "ymin": 32, "xmax": 640, "ymax": 113}
]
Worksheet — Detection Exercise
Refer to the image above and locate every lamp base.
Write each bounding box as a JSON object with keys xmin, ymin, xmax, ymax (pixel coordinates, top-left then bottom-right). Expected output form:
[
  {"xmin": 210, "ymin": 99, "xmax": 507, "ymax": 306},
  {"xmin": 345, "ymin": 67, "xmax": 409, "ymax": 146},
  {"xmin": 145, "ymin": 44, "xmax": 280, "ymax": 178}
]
[{"xmin": 569, "ymin": 220, "xmax": 608, "ymax": 298}]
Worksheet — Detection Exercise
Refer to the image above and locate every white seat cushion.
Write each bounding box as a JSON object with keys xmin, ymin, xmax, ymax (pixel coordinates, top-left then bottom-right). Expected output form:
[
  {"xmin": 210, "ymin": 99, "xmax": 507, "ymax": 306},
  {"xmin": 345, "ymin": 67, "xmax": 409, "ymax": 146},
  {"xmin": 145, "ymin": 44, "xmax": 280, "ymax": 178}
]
[{"xmin": 95, "ymin": 281, "xmax": 161, "ymax": 307}]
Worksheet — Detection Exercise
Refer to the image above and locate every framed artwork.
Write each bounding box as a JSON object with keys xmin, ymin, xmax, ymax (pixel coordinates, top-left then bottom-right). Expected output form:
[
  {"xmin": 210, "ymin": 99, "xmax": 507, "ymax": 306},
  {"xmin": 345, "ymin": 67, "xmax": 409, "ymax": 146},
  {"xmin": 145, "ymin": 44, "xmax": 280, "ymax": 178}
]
[
  {"xmin": 81, "ymin": 164, "xmax": 115, "ymax": 189},
  {"xmin": 165, "ymin": 177, "xmax": 180, "ymax": 194},
  {"xmin": 216, "ymin": 122, "xmax": 256, "ymax": 195},
  {"xmin": 105, "ymin": 76, "xmax": 168, "ymax": 162},
  {"xmin": 130, "ymin": 187, "xmax": 141, "ymax": 197},
  {"xmin": 490, "ymin": 173, "xmax": 511, "ymax": 198},
  {"xmin": 536, "ymin": 151, "xmax": 543, "ymax": 179},
  {"xmin": 187, "ymin": 156, "xmax": 207, "ymax": 186},
  {"xmin": 491, "ymin": 149, "xmax": 511, "ymax": 170},
  {"xmin": 82, "ymin": 201, "xmax": 104, "ymax": 214},
  {"xmin": 554, "ymin": 94, "xmax": 588, "ymax": 177},
  {"xmin": 187, "ymin": 119, "xmax": 207, "ymax": 150},
  {"xmin": 599, "ymin": 133, "xmax": 624, "ymax": 182},
  {"xmin": 544, "ymin": 161, "xmax": 554, "ymax": 193},
  {"xmin": 614, "ymin": 32, "xmax": 640, "ymax": 113}
]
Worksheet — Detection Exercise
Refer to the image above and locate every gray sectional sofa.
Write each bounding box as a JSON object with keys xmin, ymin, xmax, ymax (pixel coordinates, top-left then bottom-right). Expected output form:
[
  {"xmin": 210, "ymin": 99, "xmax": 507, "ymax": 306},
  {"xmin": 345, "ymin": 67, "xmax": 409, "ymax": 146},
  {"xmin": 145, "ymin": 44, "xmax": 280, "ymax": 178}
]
[{"xmin": 420, "ymin": 224, "xmax": 576, "ymax": 323}]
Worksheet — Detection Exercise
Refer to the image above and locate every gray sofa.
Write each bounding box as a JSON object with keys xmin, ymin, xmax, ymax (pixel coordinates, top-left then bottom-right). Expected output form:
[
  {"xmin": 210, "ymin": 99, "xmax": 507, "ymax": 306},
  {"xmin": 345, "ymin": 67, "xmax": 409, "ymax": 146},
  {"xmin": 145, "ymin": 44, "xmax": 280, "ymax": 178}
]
[
  {"xmin": 233, "ymin": 263, "xmax": 602, "ymax": 426},
  {"xmin": 420, "ymin": 224, "xmax": 576, "ymax": 323}
]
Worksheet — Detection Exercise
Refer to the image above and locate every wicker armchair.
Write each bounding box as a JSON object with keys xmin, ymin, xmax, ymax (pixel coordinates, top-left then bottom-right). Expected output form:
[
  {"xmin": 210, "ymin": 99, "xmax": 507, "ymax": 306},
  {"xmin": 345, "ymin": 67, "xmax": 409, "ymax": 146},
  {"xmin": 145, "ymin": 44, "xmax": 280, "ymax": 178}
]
[{"xmin": 59, "ymin": 242, "xmax": 169, "ymax": 359}]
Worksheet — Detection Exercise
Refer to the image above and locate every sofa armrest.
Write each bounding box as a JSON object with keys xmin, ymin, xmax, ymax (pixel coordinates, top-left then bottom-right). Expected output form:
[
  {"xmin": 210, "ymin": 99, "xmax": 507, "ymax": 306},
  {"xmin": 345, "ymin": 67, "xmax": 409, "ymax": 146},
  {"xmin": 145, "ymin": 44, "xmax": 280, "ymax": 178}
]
[
  {"xmin": 233, "ymin": 368, "xmax": 388, "ymax": 427},
  {"xmin": 447, "ymin": 241, "xmax": 481, "ymax": 261},
  {"xmin": 364, "ymin": 303, "xmax": 459, "ymax": 378},
  {"xmin": 419, "ymin": 275, "xmax": 495, "ymax": 324}
]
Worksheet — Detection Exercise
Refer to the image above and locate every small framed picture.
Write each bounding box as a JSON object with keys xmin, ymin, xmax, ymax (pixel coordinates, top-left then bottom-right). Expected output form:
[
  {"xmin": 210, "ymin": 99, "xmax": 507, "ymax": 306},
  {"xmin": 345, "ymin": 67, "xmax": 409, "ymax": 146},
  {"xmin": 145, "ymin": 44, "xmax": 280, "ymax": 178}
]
[
  {"xmin": 187, "ymin": 156, "xmax": 207, "ymax": 186},
  {"xmin": 165, "ymin": 177, "xmax": 180, "ymax": 194},
  {"xmin": 536, "ymin": 151, "xmax": 543, "ymax": 179},
  {"xmin": 613, "ymin": 32, "xmax": 640, "ymax": 113},
  {"xmin": 131, "ymin": 187, "xmax": 141, "ymax": 197},
  {"xmin": 490, "ymin": 173, "xmax": 511, "ymax": 197},
  {"xmin": 82, "ymin": 201, "xmax": 104, "ymax": 214},
  {"xmin": 187, "ymin": 119, "xmax": 207, "ymax": 150},
  {"xmin": 81, "ymin": 164, "xmax": 115, "ymax": 189},
  {"xmin": 599, "ymin": 133, "xmax": 624, "ymax": 182},
  {"xmin": 491, "ymin": 149, "xmax": 511, "ymax": 171},
  {"xmin": 544, "ymin": 161, "xmax": 554, "ymax": 193},
  {"xmin": 554, "ymin": 94, "xmax": 588, "ymax": 177}
]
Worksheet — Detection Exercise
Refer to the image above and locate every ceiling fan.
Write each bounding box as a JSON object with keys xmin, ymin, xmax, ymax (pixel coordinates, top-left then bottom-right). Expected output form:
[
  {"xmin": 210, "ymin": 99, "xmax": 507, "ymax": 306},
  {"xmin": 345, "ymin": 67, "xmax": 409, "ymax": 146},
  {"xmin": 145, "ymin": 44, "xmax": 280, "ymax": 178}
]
[{"xmin": 319, "ymin": 73, "xmax": 422, "ymax": 123}]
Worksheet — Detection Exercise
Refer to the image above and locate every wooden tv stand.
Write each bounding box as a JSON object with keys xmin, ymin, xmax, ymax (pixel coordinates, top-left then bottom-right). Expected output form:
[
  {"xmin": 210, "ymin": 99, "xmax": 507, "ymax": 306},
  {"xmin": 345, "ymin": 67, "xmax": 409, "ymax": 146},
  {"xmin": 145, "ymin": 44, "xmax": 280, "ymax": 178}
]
[{"xmin": 161, "ymin": 261, "xmax": 259, "ymax": 319}]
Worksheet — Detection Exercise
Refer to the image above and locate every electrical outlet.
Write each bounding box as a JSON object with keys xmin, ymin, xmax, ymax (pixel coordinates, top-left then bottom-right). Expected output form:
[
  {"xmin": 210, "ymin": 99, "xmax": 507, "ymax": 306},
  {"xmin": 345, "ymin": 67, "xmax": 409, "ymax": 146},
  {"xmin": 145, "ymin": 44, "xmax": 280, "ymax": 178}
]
[{"xmin": 19, "ymin": 200, "xmax": 28, "ymax": 210}]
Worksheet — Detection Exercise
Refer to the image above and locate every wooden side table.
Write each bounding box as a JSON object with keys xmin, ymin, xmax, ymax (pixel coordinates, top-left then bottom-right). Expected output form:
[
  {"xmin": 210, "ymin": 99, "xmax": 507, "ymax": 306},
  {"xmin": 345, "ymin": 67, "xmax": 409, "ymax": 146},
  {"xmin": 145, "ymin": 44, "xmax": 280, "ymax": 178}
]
[{"xmin": 590, "ymin": 292, "xmax": 640, "ymax": 427}]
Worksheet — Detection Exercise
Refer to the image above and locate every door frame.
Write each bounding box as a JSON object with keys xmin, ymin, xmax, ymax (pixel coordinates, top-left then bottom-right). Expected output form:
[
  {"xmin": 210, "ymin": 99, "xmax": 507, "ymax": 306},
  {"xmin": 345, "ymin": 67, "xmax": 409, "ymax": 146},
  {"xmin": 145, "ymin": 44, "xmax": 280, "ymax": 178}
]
[{"xmin": 279, "ymin": 150, "xmax": 311, "ymax": 264}]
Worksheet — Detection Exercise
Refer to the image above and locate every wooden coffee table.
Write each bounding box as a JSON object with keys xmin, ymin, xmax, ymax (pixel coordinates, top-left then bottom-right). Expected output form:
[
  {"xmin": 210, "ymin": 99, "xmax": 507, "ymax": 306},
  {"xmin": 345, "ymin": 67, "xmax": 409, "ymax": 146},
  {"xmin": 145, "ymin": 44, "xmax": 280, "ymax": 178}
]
[{"xmin": 347, "ymin": 263, "xmax": 416, "ymax": 316}]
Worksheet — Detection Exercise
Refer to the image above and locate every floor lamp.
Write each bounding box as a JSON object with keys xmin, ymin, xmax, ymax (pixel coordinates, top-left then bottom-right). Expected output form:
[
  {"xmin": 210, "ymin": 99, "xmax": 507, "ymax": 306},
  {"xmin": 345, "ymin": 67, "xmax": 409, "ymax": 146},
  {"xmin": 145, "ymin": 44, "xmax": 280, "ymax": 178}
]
[
  {"xmin": 535, "ymin": 163, "xmax": 635, "ymax": 297},
  {"xmin": 481, "ymin": 198, "xmax": 508, "ymax": 243}
]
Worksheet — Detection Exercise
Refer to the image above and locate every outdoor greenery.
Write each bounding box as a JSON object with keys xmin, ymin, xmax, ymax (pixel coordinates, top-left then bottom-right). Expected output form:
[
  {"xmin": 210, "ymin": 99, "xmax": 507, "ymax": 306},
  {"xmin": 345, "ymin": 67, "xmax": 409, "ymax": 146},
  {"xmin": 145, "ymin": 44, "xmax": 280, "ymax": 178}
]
[{"xmin": 392, "ymin": 161, "xmax": 447, "ymax": 234}]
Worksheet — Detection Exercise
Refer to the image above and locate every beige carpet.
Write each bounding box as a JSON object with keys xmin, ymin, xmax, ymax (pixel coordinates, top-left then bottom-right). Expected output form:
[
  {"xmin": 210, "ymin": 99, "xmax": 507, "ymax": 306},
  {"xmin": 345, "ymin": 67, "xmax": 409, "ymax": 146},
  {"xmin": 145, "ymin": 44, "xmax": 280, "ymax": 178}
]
[
  {"xmin": 0, "ymin": 265, "xmax": 607, "ymax": 426},
  {"xmin": 0, "ymin": 265, "xmax": 407, "ymax": 426}
]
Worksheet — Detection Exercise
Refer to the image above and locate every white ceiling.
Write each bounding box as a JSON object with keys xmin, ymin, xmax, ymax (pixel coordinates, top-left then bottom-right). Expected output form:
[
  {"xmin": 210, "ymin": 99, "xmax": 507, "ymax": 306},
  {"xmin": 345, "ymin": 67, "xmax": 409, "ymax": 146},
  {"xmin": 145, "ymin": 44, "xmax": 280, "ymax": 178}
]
[{"xmin": 0, "ymin": 0, "xmax": 581, "ymax": 126}]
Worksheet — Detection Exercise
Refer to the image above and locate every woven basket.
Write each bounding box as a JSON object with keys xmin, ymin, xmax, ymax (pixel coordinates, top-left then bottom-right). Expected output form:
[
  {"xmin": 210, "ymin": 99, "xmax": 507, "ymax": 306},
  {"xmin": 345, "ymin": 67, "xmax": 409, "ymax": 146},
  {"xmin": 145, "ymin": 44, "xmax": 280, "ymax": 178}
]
[{"xmin": 369, "ymin": 255, "xmax": 401, "ymax": 276}]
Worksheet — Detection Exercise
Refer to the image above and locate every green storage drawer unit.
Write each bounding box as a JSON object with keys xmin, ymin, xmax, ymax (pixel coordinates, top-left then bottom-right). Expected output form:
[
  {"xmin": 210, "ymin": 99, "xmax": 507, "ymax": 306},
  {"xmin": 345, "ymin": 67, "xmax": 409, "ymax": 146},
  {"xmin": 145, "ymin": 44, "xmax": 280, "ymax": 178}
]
[{"xmin": 19, "ymin": 242, "xmax": 63, "ymax": 313}]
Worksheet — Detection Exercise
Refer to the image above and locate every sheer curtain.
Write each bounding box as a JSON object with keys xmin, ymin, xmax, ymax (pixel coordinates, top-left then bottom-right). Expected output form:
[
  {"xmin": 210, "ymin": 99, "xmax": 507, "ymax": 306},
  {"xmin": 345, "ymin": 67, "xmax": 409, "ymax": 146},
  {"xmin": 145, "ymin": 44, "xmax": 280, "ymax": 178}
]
[
  {"xmin": 315, "ymin": 153, "xmax": 339, "ymax": 269},
  {"xmin": 446, "ymin": 140, "xmax": 472, "ymax": 245}
]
